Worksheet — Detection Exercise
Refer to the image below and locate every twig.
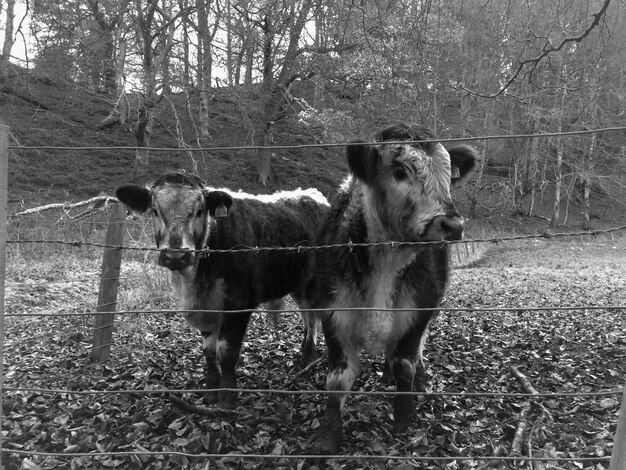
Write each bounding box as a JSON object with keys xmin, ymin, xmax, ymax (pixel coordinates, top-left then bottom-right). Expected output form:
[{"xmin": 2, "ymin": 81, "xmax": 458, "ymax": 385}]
[
  {"xmin": 168, "ymin": 393, "xmax": 285, "ymax": 425},
  {"xmin": 13, "ymin": 196, "xmax": 119, "ymax": 216},
  {"xmin": 509, "ymin": 365, "xmax": 554, "ymax": 422},
  {"xmin": 509, "ymin": 365, "xmax": 538, "ymax": 394},
  {"xmin": 509, "ymin": 365, "xmax": 536, "ymax": 459},
  {"xmin": 168, "ymin": 394, "xmax": 241, "ymax": 417},
  {"xmin": 510, "ymin": 403, "xmax": 530, "ymax": 457},
  {"xmin": 289, "ymin": 356, "xmax": 324, "ymax": 383}
]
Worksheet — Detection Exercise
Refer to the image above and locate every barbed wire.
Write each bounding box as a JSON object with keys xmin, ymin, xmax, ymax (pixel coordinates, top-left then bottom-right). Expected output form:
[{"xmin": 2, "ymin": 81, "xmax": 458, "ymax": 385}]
[
  {"xmin": 3, "ymin": 305, "xmax": 625, "ymax": 318},
  {"xmin": 3, "ymin": 386, "xmax": 622, "ymax": 399},
  {"xmin": 5, "ymin": 224, "xmax": 626, "ymax": 255},
  {"xmin": 2, "ymin": 448, "xmax": 611, "ymax": 464},
  {"xmin": 7, "ymin": 125, "xmax": 626, "ymax": 152},
  {"xmin": 4, "ymin": 128, "xmax": 626, "ymax": 467}
]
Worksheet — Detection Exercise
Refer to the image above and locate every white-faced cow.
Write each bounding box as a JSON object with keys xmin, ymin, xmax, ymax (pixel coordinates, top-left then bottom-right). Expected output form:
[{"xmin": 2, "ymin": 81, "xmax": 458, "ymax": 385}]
[
  {"xmin": 303, "ymin": 124, "xmax": 478, "ymax": 453},
  {"xmin": 116, "ymin": 172, "xmax": 328, "ymax": 408}
]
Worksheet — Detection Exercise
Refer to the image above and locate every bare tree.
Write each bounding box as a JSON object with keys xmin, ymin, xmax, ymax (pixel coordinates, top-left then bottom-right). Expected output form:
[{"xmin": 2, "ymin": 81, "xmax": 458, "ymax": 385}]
[{"xmin": 0, "ymin": 0, "xmax": 16, "ymax": 81}]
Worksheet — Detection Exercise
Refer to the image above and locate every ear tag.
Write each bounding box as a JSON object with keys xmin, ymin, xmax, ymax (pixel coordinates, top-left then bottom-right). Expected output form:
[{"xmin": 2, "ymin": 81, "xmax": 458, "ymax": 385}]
[
  {"xmin": 451, "ymin": 165, "xmax": 460, "ymax": 179},
  {"xmin": 215, "ymin": 204, "xmax": 229, "ymax": 218}
]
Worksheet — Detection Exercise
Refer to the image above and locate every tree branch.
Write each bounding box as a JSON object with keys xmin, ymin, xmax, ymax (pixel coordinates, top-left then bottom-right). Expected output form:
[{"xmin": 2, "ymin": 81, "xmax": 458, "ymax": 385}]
[
  {"xmin": 13, "ymin": 196, "xmax": 118, "ymax": 216},
  {"xmin": 463, "ymin": 0, "xmax": 612, "ymax": 99}
]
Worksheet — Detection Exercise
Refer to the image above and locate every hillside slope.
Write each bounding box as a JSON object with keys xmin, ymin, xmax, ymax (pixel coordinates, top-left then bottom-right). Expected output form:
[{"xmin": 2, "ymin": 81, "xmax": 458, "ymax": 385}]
[
  {"xmin": 1, "ymin": 71, "xmax": 345, "ymax": 209},
  {"xmin": 2, "ymin": 69, "xmax": 624, "ymax": 234}
]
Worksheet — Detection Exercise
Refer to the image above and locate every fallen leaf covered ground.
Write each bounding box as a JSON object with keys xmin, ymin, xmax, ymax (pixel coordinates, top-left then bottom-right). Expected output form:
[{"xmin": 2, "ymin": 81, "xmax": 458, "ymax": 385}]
[{"xmin": 2, "ymin": 234, "xmax": 626, "ymax": 470}]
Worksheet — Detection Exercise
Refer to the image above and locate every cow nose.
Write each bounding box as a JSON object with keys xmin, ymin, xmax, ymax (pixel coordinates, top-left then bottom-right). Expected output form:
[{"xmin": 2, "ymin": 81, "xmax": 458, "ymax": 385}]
[
  {"xmin": 158, "ymin": 249, "xmax": 193, "ymax": 270},
  {"xmin": 423, "ymin": 215, "xmax": 464, "ymax": 241}
]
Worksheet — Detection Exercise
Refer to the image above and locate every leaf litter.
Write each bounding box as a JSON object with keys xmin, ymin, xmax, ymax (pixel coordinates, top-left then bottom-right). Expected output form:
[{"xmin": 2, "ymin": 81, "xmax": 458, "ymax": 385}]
[{"xmin": 2, "ymin": 236, "xmax": 626, "ymax": 469}]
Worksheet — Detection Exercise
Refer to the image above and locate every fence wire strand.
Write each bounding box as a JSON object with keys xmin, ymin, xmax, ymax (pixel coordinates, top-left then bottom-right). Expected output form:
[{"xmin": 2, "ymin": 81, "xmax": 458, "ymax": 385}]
[
  {"xmin": 3, "ymin": 304, "xmax": 625, "ymax": 318},
  {"xmin": 7, "ymin": 125, "xmax": 626, "ymax": 152},
  {"xmin": 4, "ymin": 127, "xmax": 626, "ymax": 465},
  {"xmin": 4, "ymin": 386, "xmax": 622, "ymax": 399},
  {"xmin": 2, "ymin": 448, "xmax": 611, "ymax": 464},
  {"xmin": 6, "ymin": 224, "xmax": 626, "ymax": 254}
]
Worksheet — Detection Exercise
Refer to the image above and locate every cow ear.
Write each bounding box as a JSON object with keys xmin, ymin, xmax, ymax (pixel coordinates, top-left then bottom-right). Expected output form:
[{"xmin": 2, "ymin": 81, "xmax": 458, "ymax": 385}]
[
  {"xmin": 205, "ymin": 190, "xmax": 233, "ymax": 217},
  {"xmin": 347, "ymin": 140, "xmax": 380, "ymax": 185},
  {"xmin": 116, "ymin": 184, "xmax": 152, "ymax": 213},
  {"xmin": 448, "ymin": 145, "xmax": 479, "ymax": 185}
]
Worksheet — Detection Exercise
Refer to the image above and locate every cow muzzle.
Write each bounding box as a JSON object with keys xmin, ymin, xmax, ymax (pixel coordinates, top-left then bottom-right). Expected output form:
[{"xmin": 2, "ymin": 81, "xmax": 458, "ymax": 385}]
[
  {"xmin": 422, "ymin": 215, "xmax": 464, "ymax": 241},
  {"xmin": 158, "ymin": 248, "xmax": 194, "ymax": 271}
]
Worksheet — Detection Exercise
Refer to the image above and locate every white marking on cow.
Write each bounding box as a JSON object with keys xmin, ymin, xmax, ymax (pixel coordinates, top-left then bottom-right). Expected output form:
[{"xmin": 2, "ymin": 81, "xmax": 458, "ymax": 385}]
[
  {"xmin": 326, "ymin": 345, "xmax": 359, "ymax": 410},
  {"xmin": 172, "ymin": 270, "xmax": 226, "ymax": 332},
  {"xmin": 215, "ymin": 187, "xmax": 330, "ymax": 207},
  {"xmin": 330, "ymin": 247, "xmax": 419, "ymax": 356}
]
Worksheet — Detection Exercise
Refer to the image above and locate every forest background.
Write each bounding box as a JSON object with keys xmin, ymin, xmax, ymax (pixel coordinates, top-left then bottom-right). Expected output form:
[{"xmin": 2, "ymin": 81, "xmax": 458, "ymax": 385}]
[{"xmin": 1, "ymin": 0, "xmax": 626, "ymax": 231}]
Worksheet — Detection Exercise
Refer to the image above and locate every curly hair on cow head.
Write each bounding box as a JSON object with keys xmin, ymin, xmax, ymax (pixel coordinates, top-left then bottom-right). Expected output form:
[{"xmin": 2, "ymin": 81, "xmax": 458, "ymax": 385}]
[
  {"xmin": 149, "ymin": 171, "xmax": 205, "ymax": 189},
  {"xmin": 374, "ymin": 123, "xmax": 438, "ymax": 153}
]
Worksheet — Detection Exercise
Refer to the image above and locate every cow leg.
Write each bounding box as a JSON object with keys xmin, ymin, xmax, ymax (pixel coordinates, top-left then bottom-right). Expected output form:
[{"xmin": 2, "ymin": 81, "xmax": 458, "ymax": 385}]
[
  {"xmin": 185, "ymin": 310, "xmax": 223, "ymax": 405},
  {"xmin": 217, "ymin": 310, "xmax": 253, "ymax": 410},
  {"xmin": 316, "ymin": 315, "xmax": 359, "ymax": 454},
  {"xmin": 388, "ymin": 312, "xmax": 434, "ymax": 434},
  {"xmin": 300, "ymin": 312, "xmax": 319, "ymax": 366},
  {"xmin": 200, "ymin": 330, "xmax": 221, "ymax": 404}
]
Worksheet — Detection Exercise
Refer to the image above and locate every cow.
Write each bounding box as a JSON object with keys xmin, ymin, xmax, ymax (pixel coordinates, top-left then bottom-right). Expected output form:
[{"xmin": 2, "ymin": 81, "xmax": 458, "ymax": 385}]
[
  {"xmin": 115, "ymin": 172, "xmax": 329, "ymax": 408},
  {"xmin": 302, "ymin": 123, "xmax": 478, "ymax": 453}
]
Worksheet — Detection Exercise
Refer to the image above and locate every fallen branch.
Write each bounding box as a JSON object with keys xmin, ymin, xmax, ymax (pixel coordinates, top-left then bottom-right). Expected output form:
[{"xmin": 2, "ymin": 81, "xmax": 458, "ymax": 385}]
[
  {"xmin": 290, "ymin": 356, "xmax": 324, "ymax": 382},
  {"xmin": 509, "ymin": 365, "xmax": 538, "ymax": 394},
  {"xmin": 508, "ymin": 365, "xmax": 556, "ymax": 461},
  {"xmin": 510, "ymin": 365, "xmax": 554, "ymax": 422},
  {"xmin": 508, "ymin": 365, "xmax": 536, "ymax": 459},
  {"xmin": 13, "ymin": 196, "xmax": 119, "ymax": 216},
  {"xmin": 168, "ymin": 393, "xmax": 284, "ymax": 425},
  {"xmin": 510, "ymin": 402, "xmax": 530, "ymax": 457},
  {"xmin": 168, "ymin": 393, "xmax": 241, "ymax": 417}
]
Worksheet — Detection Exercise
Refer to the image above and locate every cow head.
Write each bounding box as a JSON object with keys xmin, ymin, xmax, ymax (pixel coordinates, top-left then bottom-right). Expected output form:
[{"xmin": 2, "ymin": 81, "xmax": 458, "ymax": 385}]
[
  {"xmin": 116, "ymin": 173, "xmax": 233, "ymax": 271},
  {"xmin": 347, "ymin": 124, "xmax": 478, "ymax": 242}
]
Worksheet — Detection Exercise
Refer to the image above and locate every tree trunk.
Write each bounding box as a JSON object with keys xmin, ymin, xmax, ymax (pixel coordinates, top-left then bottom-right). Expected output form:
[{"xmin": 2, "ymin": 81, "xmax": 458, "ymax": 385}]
[
  {"xmin": 256, "ymin": 0, "xmax": 315, "ymax": 185},
  {"xmin": 550, "ymin": 139, "xmax": 563, "ymax": 227},
  {"xmin": 133, "ymin": 107, "xmax": 152, "ymax": 184},
  {"xmin": 197, "ymin": 0, "xmax": 213, "ymax": 138},
  {"xmin": 257, "ymin": 14, "xmax": 275, "ymax": 186},
  {"xmin": 0, "ymin": 0, "xmax": 16, "ymax": 82},
  {"xmin": 102, "ymin": 28, "xmax": 117, "ymax": 93},
  {"xmin": 116, "ymin": 40, "xmax": 128, "ymax": 125},
  {"xmin": 528, "ymin": 137, "xmax": 539, "ymax": 217},
  {"xmin": 257, "ymin": 132, "xmax": 273, "ymax": 187},
  {"xmin": 133, "ymin": 0, "xmax": 159, "ymax": 183},
  {"xmin": 581, "ymin": 134, "xmax": 596, "ymax": 231}
]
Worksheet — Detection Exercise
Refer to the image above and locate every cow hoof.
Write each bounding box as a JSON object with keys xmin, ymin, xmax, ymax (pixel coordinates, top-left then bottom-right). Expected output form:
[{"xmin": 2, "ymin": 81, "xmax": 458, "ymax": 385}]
[
  {"xmin": 393, "ymin": 418, "xmax": 410, "ymax": 434},
  {"xmin": 314, "ymin": 416, "xmax": 342, "ymax": 454},
  {"xmin": 218, "ymin": 390, "xmax": 238, "ymax": 410},
  {"xmin": 300, "ymin": 352, "xmax": 317, "ymax": 368},
  {"xmin": 393, "ymin": 395, "xmax": 415, "ymax": 434},
  {"xmin": 314, "ymin": 431, "xmax": 342, "ymax": 455},
  {"xmin": 204, "ymin": 376, "xmax": 220, "ymax": 405},
  {"xmin": 203, "ymin": 391, "xmax": 219, "ymax": 405}
]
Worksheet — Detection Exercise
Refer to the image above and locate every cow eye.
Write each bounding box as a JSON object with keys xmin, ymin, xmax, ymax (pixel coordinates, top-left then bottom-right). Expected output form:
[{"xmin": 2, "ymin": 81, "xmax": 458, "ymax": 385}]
[
  {"xmin": 393, "ymin": 167, "xmax": 408, "ymax": 181},
  {"xmin": 195, "ymin": 209, "xmax": 203, "ymax": 218}
]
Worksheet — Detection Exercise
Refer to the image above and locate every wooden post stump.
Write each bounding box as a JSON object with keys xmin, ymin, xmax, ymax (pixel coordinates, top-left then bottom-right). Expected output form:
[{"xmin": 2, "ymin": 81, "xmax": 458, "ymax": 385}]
[
  {"xmin": 0, "ymin": 124, "xmax": 9, "ymax": 470},
  {"xmin": 90, "ymin": 202, "xmax": 126, "ymax": 362},
  {"xmin": 609, "ymin": 377, "xmax": 626, "ymax": 470}
]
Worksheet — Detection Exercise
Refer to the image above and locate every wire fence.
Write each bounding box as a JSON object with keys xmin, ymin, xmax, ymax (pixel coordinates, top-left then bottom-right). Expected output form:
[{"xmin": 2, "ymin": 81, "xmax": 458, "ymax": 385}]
[
  {"xmin": 3, "ymin": 217, "xmax": 625, "ymax": 467},
  {"xmin": 3, "ymin": 125, "xmax": 626, "ymax": 468}
]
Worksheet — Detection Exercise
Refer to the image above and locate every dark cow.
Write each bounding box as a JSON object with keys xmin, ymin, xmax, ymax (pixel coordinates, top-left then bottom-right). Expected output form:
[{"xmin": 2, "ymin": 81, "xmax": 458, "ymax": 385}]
[
  {"xmin": 116, "ymin": 172, "xmax": 328, "ymax": 408},
  {"xmin": 303, "ymin": 124, "xmax": 478, "ymax": 453}
]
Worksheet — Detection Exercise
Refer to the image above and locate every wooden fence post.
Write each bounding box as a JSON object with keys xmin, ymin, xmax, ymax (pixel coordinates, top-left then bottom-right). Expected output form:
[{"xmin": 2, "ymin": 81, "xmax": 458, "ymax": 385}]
[
  {"xmin": 90, "ymin": 202, "xmax": 126, "ymax": 362},
  {"xmin": 609, "ymin": 378, "xmax": 626, "ymax": 470},
  {"xmin": 0, "ymin": 124, "xmax": 9, "ymax": 470}
]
